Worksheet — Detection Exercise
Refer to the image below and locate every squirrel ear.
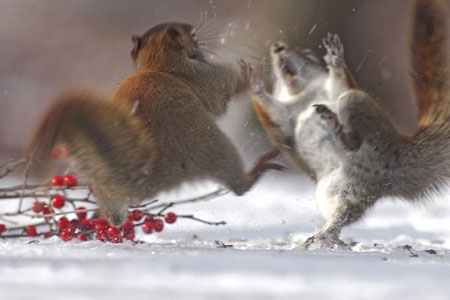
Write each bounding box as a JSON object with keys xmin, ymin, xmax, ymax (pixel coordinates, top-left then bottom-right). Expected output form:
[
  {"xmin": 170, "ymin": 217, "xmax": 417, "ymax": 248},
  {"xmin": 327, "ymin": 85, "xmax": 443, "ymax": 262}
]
[{"xmin": 131, "ymin": 35, "xmax": 142, "ymax": 60}]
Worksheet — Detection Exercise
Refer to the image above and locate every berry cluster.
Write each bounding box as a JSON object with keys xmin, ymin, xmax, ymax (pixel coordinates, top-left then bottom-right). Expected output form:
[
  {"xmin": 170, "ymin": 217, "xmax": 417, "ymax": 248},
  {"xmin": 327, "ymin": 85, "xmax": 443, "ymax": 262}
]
[
  {"xmin": 0, "ymin": 175, "xmax": 216, "ymax": 243},
  {"xmin": 0, "ymin": 171, "xmax": 226, "ymax": 243},
  {"xmin": 53, "ymin": 209, "xmax": 177, "ymax": 243}
]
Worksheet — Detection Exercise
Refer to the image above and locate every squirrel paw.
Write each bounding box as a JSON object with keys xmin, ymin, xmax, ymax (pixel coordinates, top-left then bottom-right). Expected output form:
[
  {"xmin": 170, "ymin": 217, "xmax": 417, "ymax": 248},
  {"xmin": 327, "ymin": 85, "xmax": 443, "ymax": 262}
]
[
  {"xmin": 252, "ymin": 149, "xmax": 287, "ymax": 174},
  {"xmin": 322, "ymin": 32, "xmax": 344, "ymax": 68},
  {"xmin": 247, "ymin": 63, "xmax": 266, "ymax": 95},
  {"xmin": 301, "ymin": 233, "xmax": 347, "ymax": 250},
  {"xmin": 313, "ymin": 104, "xmax": 342, "ymax": 132},
  {"xmin": 313, "ymin": 104, "xmax": 362, "ymax": 151},
  {"xmin": 236, "ymin": 59, "xmax": 252, "ymax": 93}
]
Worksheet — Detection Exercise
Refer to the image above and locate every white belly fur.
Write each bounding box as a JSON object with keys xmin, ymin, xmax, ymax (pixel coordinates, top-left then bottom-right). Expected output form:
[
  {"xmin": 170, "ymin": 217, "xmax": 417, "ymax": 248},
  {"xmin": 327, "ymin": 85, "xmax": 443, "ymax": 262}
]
[{"xmin": 314, "ymin": 170, "xmax": 341, "ymax": 220}]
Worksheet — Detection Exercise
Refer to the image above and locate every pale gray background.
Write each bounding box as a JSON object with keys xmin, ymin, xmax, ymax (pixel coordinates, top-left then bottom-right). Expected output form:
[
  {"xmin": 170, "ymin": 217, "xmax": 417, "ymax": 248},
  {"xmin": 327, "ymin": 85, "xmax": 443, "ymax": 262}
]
[{"xmin": 1, "ymin": 0, "xmax": 447, "ymax": 158}]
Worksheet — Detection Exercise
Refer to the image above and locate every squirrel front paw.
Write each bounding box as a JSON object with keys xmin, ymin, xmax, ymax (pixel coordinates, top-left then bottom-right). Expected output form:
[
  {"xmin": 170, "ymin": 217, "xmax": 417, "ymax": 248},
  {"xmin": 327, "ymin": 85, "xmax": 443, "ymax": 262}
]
[
  {"xmin": 236, "ymin": 59, "xmax": 252, "ymax": 94},
  {"xmin": 322, "ymin": 33, "xmax": 344, "ymax": 68},
  {"xmin": 313, "ymin": 104, "xmax": 362, "ymax": 151},
  {"xmin": 313, "ymin": 104, "xmax": 342, "ymax": 132},
  {"xmin": 246, "ymin": 63, "xmax": 266, "ymax": 95}
]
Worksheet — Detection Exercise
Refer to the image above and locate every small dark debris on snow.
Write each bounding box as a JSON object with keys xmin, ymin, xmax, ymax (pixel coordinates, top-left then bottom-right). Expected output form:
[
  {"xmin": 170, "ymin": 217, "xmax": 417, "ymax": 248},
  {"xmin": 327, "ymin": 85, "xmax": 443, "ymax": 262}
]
[
  {"xmin": 215, "ymin": 240, "xmax": 233, "ymax": 248},
  {"xmin": 26, "ymin": 240, "xmax": 39, "ymax": 244},
  {"xmin": 403, "ymin": 244, "xmax": 419, "ymax": 257}
]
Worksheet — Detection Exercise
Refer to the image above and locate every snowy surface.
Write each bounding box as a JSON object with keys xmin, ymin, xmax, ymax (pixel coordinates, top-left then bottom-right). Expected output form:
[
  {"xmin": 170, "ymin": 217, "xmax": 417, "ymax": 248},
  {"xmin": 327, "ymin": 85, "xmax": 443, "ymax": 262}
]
[{"xmin": 1, "ymin": 172, "xmax": 450, "ymax": 300}]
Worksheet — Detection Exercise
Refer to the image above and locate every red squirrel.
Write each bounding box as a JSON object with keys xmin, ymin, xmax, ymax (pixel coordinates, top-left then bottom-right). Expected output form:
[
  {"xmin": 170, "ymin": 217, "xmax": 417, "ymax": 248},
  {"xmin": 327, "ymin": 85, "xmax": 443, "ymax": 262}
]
[
  {"xmin": 27, "ymin": 23, "xmax": 283, "ymax": 226},
  {"xmin": 248, "ymin": 0, "xmax": 450, "ymax": 248}
]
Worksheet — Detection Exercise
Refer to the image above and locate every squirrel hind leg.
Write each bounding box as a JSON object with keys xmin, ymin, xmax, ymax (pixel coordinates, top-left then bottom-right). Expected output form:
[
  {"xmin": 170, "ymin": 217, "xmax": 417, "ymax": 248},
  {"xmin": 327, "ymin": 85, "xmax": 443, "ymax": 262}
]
[
  {"xmin": 236, "ymin": 149, "xmax": 286, "ymax": 195},
  {"xmin": 301, "ymin": 197, "xmax": 368, "ymax": 249}
]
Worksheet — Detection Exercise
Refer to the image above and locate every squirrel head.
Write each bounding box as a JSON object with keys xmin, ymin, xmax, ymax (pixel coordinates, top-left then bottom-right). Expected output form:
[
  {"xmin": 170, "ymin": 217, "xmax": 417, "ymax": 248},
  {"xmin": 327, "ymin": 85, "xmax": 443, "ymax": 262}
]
[
  {"xmin": 271, "ymin": 41, "xmax": 324, "ymax": 95},
  {"xmin": 131, "ymin": 23, "xmax": 205, "ymax": 71}
]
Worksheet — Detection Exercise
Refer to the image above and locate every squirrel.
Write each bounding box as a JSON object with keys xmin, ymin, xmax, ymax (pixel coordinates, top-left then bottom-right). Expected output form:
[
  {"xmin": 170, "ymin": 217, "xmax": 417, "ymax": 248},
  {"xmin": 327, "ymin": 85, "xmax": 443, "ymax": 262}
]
[
  {"xmin": 249, "ymin": 36, "xmax": 357, "ymax": 181},
  {"xmin": 248, "ymin": 0, "xmax": 449, "ymax": 248},
  {"xmin": 27, "ymin": 22, "xmax": 283, "ymax": 226}
]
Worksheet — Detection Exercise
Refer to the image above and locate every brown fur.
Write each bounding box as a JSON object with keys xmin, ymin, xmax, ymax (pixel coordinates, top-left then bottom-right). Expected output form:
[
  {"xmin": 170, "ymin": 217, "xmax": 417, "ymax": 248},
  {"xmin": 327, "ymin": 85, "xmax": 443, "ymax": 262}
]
[
  {"xmin": 300, "ymin": 0, "xmax": 450, "ymax": 247},
  {"xmin": 343, "ymin": 65, "xmax": 357, "ymax": 89},
  {"xmin": 27, "ymin": 23, "xmax": 282, "ymax": 225},
  {"xmin": 412, "ymin": 0, "xmax": 450, "ymax": 126},
  {"xmin": 252, "ymin": 98, "xmax": 315, "ymax": 178}
]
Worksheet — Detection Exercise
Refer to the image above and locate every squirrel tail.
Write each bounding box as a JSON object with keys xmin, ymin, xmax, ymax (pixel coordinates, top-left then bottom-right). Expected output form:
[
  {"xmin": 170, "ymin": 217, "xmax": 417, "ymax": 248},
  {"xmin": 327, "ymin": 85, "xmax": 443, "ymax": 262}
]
[
  {"xmin": 395, "ymin": 0, "xmax": 450, "ymax": 200},
  {"xmin": 412, "ymin": 0, "xmax": 450, "ymax": 126},
  {"xmin": 27, "ymin": 88, "xmax": 156, "ymax": 223}
]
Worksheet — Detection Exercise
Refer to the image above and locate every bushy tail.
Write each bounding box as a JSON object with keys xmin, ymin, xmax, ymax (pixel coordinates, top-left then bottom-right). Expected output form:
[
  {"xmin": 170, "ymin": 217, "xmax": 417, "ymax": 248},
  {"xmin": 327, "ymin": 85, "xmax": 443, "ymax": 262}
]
[
  {"xmin": 27, "ymin": 88, "xmax": 156, "ymax": 223},
  {"xmin": 397, "ymin": 0, "xmax": 450, "ymax": 200},
  {"xmin": 412, "ymin": 0, "xmax": 450, "ymax": 126},
  {"xmin": 28, "ymin": 88, "xmax": 154, "ymax": 165}
]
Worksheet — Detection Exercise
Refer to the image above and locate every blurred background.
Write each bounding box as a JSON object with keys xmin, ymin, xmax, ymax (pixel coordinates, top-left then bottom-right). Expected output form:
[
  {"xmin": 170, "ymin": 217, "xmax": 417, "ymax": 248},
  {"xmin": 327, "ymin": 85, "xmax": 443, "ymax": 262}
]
[{"xmin": 1, "ymin": 0, "xmax": 448, "ymax": 163}]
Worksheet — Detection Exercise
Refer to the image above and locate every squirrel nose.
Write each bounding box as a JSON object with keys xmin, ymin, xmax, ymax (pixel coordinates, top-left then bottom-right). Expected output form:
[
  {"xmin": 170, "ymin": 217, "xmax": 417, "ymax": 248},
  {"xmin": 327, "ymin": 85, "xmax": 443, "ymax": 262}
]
[{"xmin": 273, "ymin": 43, "xmax": 285, "ymax": 53}]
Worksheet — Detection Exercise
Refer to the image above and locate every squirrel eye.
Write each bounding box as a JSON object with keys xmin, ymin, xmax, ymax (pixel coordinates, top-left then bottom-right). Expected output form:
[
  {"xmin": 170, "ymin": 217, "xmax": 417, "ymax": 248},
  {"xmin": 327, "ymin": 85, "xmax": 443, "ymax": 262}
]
[{"xmin": 170, "ymin": 29, "xmax": 179, "ymax": 38}]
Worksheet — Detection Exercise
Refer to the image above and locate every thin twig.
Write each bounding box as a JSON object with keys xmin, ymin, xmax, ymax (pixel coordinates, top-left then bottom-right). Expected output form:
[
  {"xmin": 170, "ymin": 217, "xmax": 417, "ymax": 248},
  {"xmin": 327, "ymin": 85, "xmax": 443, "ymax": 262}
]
[
  {"xmin": 18, "ymin": 159, "xmax": 34, "ymax": 213},
  {"xmin": 147, "ymin": 188, "xmax": 229, "ymax": 211},
  {"xmin": 0, "ymin": 158, "xmax": 26, "ymax": 179},
  {"xmin": 0, "ymin": 184, "xmax": 91, "ymax": 198},
  {"xmin": 177, "ymin": 214, "xmax": 226, "ymax": 226},
  {"xmin": 130, "ymin": 199, "xmax": 159, "ymax": 209}
]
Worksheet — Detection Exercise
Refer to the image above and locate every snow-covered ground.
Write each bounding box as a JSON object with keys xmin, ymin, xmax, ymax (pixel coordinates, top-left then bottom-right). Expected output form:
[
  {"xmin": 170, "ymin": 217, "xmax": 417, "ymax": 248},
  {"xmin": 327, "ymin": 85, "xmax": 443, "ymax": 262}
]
[{"xmin": 1, "ymin": 172, "xmax": 450, "ymax": 300}]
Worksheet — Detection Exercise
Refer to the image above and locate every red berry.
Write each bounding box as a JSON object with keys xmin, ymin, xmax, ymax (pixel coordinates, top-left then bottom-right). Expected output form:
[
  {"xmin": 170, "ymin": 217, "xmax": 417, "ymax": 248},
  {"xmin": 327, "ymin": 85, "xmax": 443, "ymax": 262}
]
[
  {"xmin": 110, "ymin": 235, "xmax": 123, "ymax": 243},
  {"xmin": 144, "ymin": 214, "xmax": 154, "ymax": 222},
  {"xmin": 69, "ymin": 219, "xmax": 80, "ymax": 230},
  {"xmin": 0, "ymin": 224, "xmax": 5, "ymax": 235},
  {"xmin": 63, "ymin": 175, "xmax": 78, "ymax": 188},
  {"xmin": 26, "ymin": 225, "xmax": 37, "ymax": 237},
  {"xmin": 129, "ymin": 209, "xmax": 143, "ymax": 222},
  {"xmin": 51, "ymin": 175, "xmax": 64, "ymax": 187},
  {"xmin": 96, "ymin": 229, "xmax": 107, "ymax": 242},
  {"xmin": 51, "ymin": 195, "xmax": 65, "ymax": 209},
  {"xmin": 60, "ymin": 228, "xmax": 74, "ymax": 242},
  {"xmin": 121, "ymin": 220, "xmax": 134, "ymax": 231},
  {"xmin": 93, "ymin": 219, "xmax": 108, "ymax": 231},
  {"xmin": 80, "ymin": 219, "xmax": 94, "ymax": 231},
  {"xmin": 99, "ymin": 215, "xmax": 110, "ymax": 224},
  {"xmin": 152, "ymin": 219, "xmax": 164, "ymax": 232},
  {"xmin": 42, "ymin": 205, "xmax": 53, "ymax": 222},
  {"xmin": 31, "ymin": 201, "xmax": 45, "ymax": 213},
  {"xmin": 106, "ymin": 226, "xmax": 120, "ymax": 240},
  {"xmin": 142, "ymin": 222, "xmax": 153, "ymax": 234},
  {"xmin": 164, "ymin": 212, "xmax": 177, "ymax": 224},
  {"xmin": 76, "ymin": 207, "xmax": 87, "ymax": 220},
  {"xmin": 77, "ymin": 234, "xmax": 89, "ymax": 241},
  {"xmin": 57, "ymin": 216, "xmax": 69, "ymax": 230},
  {"xmin": 123, "ymin": 230, "xmax": 135, "ymax": 241}
]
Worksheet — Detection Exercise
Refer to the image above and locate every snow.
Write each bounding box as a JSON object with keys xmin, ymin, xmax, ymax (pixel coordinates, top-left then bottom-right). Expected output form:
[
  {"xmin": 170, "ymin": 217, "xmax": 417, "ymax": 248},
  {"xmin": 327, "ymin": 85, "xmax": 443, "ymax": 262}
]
[{"xmin": 1, "ymin": 172, "xmax": 450, "ymax": 300}]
